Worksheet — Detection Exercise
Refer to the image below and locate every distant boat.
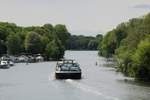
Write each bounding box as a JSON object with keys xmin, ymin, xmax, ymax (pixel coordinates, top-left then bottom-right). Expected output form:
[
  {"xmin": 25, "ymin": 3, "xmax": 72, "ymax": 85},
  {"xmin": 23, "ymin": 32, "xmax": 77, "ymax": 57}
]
[
  {"xmin": 17, "ymin": 55, "xmax": 28, "ymax": 63},
  {"xmin": 8, "ymin": 60, "xmax": 14, "ymax": 66},
  {"xmin": 55, "ymin": 59, "xmax": 82, "ymax": 79},
  {"xmin": 35, "ymin": 55, "xmax": 44, "ymax": 62},
  {"xmin": 0, "ymin": 60, "xmax": 9, "ymax": 69},
  {"xmin": 0, "ymin": 56, "xmax": 14, "ymax": 68}
]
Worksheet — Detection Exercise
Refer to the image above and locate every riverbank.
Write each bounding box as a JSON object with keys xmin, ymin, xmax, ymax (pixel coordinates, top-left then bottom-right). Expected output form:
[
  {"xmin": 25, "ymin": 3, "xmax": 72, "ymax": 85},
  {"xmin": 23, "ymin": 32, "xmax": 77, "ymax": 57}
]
[{"xmin": 98, "ymin": 13, "xmax": 150, "ymax": 81}]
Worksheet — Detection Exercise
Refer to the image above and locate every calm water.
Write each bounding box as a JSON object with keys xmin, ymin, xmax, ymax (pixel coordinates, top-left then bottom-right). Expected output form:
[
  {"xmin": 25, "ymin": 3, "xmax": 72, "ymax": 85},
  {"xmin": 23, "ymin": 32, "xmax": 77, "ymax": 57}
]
[{"xmin": 0, "ymin": 51, "xmax": 150, "ymax": 100}]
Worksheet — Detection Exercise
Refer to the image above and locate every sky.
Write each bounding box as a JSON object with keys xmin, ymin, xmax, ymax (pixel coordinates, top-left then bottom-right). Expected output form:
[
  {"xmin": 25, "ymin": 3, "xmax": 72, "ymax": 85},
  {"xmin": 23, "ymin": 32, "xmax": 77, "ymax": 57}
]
[{"xmin": 0, "ymin": 0, "xmax": 150, "ymax": 36}]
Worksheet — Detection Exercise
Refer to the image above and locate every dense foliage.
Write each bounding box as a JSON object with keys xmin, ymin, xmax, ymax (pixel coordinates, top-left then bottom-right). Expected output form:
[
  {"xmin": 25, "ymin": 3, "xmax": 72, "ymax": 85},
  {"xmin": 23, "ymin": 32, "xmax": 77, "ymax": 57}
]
[
  {"xmin": 0, "ymin": 22, "xmax": 70, "ymax": 60},
  {"xmin": 66, "ymin": 34, "xmax": 103, "ymax": 50},
  {"xmin": 99, "ymin": 13, "xmax": 150, "ymax": 81}
]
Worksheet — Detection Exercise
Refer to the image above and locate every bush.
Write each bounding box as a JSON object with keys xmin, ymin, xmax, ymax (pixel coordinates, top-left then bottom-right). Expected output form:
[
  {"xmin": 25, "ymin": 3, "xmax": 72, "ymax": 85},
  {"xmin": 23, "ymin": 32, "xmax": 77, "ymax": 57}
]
[{"xmin": 132, "ymin": 38, "xmax": 150, "ymax": 80}]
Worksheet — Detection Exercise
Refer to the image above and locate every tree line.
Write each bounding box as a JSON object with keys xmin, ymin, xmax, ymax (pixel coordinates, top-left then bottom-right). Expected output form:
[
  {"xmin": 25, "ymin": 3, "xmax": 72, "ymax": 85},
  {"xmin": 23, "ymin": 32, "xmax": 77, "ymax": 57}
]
[
  {"xmin": 99, "ymin": 13, "xmax": 150, "ymax": 81},
  {"xmin": 66, "ymin": 34, "xmax": 103, "ymax": 50},
  {"xmin": 0, "ymin": 22, "xmax": 70, "ymax": 60},
  {"xmin": 0, "ymin": 22, "xmax": 102, "ymax": 60}
]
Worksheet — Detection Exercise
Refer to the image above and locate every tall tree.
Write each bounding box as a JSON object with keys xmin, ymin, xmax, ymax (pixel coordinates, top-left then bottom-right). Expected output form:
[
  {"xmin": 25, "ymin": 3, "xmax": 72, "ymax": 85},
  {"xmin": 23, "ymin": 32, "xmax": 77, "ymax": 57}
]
[
  {"xmin": 45, "ymin": 39, "xmax": 64, "ymax": 60},
  {"xmin": 7, "ymin": 33, "xmax": 22, "ymax": 55},
  {"xmin": 132, "ymin": 36, "xmax": 150, "ymax": 80},
  {"xmin": 54, "ymin": 24, "xmax": 70, "ymax": 46},
  {"xmin": 25, "ymin": 32, "xmax": 42, "ymax": 54}
]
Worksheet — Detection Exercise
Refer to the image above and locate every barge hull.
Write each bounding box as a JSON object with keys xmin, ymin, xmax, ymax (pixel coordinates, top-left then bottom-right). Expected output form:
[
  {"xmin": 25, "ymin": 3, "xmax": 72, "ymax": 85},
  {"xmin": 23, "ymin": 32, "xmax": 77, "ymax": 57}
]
[{"xmin": 55, "ymin": 73, "xmax": 81, "ymax": 79}]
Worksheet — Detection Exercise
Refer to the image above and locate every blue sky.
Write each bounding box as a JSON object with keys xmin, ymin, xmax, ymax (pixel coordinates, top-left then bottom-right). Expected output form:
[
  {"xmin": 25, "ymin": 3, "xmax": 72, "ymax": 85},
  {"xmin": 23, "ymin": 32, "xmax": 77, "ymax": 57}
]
[{"xmin": 0, "ymin": 0, "xmax": 150, "ymax": 36}]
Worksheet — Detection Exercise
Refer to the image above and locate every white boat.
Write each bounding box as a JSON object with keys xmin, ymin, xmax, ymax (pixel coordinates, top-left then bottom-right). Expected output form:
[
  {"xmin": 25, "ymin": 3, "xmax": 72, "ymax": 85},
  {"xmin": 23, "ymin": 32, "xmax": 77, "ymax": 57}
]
[
  {"xmin": 0, "ymin": 60, "xmax": 9, "ymax": 69},
  {"xmin": 55, "ymin": 59, "xmax": 82, "ymax": 79},
  {"xmin": 8, "ymin": 61, "xmax": 14, "ymax": 66},
  {"xmin": 35, "ymin": 56, "xmax": 44, "ymax": 62}
]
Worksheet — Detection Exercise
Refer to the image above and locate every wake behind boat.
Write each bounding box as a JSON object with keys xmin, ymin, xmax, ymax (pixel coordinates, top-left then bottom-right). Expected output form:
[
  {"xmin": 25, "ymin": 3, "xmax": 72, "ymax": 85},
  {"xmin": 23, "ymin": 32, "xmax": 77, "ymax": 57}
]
[{"xmin": 55, "ymin": 59, "xmax": 82, "ymax": 79}]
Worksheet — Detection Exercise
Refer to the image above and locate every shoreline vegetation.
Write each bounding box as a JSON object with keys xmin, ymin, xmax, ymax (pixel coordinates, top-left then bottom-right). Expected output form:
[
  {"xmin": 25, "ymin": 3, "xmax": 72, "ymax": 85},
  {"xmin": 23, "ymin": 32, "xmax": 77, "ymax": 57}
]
[
  {"xmin": 0, "ymin": 22, "xmax": 102, "ymax": 61},
  {"xmin": 0, "ymin": 23, "xmax": 69, "ymax": 60},
  {"xmin": 98, "ymin": 12, "xmax": 150, "ymax": 81},
  {"xmin": 66, "ymin": 34, "xmax": 102, "ymax": 50}
]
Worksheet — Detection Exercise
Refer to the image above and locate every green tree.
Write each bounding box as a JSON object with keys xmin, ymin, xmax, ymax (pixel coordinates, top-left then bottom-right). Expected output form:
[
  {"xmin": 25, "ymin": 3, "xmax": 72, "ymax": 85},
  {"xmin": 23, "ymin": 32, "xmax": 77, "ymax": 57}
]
[
  {"xmin": 99, "ymin": 30, "xmax": 117, "ymax": 57},
  {"xmin": 0, "ymin": 21, "xmax": 70, "ymax": 60},
  {"xmin": 66, "ymin": 35, "xmax": 98, "ymax": 50},
  {"xmin": 98, "ymin": 12, "xmax": 150, "ymax": 81},
  {"xmin": 54, "ymin": 24, "xmax": 70, "ymax": 46},
  {"xmin": 41, "ymin": 36, "xmax": 50, "ymax": 53},
  {"xmin": 42, "ymin": 24, "xmax": 54, "ymax": 41},
  {"xmin": 45, "ymin": 39, "xmax": 64, "ymax": 60},
  {"xmin": 7, "ymin": 33, "xmax": 22, "ymax": 55},
  {"xmin": 132, "ymin": 37, "xmax": 150, "ymax": 80},
  {"xmin": 88, "ymin": 40, "xmax": 98, "ymax": 50},
  {"xmin": 25, "ymin": 32, "xmax": 42, "ymax": 54}
]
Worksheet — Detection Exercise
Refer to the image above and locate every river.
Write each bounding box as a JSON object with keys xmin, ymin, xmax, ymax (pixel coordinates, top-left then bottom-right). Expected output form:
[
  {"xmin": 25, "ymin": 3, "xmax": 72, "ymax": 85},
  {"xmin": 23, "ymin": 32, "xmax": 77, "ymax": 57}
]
[{"xmin": 0, "ymin": 51, "xmax": 150, "ymax": 100}]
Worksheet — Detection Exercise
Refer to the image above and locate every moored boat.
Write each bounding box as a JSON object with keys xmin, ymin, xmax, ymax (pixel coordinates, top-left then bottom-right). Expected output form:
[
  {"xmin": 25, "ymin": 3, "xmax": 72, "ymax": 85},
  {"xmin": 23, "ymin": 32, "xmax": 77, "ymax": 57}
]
[
  {"xmin": 8, "ymin": 60, "xmax": 14, "ymax": 66},
  {"xmin": 0, "ymin": 60, "xmax": 9, "ymax": 69}
]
